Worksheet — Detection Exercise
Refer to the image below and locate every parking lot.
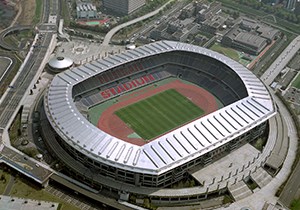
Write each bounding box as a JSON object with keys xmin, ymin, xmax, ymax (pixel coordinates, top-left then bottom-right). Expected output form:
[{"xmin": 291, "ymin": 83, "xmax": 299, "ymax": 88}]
[{"xmin": 46, "ymin": 185, "xmax": 100, "ymax": 210}]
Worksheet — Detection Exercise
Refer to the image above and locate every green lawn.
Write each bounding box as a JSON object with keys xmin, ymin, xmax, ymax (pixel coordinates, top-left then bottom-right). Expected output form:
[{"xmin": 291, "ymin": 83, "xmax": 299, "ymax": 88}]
[
  {"xmin": 292, "ymin": 73, "xmax": 300, "ymax": 89},
  {"xmin": 33, "ymin": 0, "xmax": 43, "ymax": 24},
  {"xmin": 115, "ymin": 89, "xmax": 204, "ymax": 140},
  {"xmin": 0, "ymin": 170, "xmax": 11, "ymax": 194},
  {"xmin": 88, "ymin": 78, "xmax": 178, "ymax": 126},
  {"xmin": 291, "ymin": 199, "xmax": 300, "ymax": 210},
  {"xmin": 9, "ymin": 179, "xmax": 79, "ymax": 210},
  {"xmin": 210, "ymin": 43, "xmax": 240, "ymax": 61},
  {"xmin": 61, "ymin": 0, "xmax": 71, "ymax": 26}
]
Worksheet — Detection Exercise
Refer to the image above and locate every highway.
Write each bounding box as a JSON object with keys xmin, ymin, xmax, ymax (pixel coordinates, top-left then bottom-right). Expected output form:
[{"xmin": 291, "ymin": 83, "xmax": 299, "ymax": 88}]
[
  {"xmin": 0, "ymin": 0, "xmax": 59, "ymax": 128},
  {"xmin": 252, "ymin": 35, "xmax": 287, "ymax": 76},
  {"xmin": 0, "ymin": 32, "xmax": 54, "ymax": 128},
  {"xmin": 0, "ymin": 0, "xmax": 59, "ymax": 184},
  {"xmin": 278, "ymin": 133, "xmax": 300, "ymax": 208},
  {"xmin": 259, "ymin": 34, "xmax": 300, "ymax": 209},
  {"xmin": 261, "ymin": 35, "xmax": 300, "ymax": 86},
  {"xmin": 0, "ymin": 26, "xmax": 32, "ymax": 51},
  {"xmin": 102, "ymin": 0, "xmax": 176, "ymax": 45},
  {"xmin": 274, "ymin": 92, "xmax": 299, "ymax": 209}
]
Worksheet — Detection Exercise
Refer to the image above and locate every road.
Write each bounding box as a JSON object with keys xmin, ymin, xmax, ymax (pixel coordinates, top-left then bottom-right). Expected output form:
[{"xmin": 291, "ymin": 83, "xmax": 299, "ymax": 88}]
[
  {"xmin": 252, "ymin": 35, "xmax": 286, "ymax": 76},
  {"xmin": 274, "ymin": 92, "xmax": 299, "ymax": 209},
  {"xmin": 260, "ymin": 35, "xmax": 300, "ymax": 86},
  {"xmin": 3, "ymin": 175, "xmax": 15, "ymax": 195},
  {"xmin": 0, "ymin": 0, "xmax": 59, "ymax": 129},
  {"xmin": 0, "ymin": 0, "xmax": 58, "ymax": 185},
  {"xmin": 102, "ymin": 0, "xmax": 175, "ymax": 45},
  {"xmin": 0, "ymin": 56, "xmax": 13, "ymax": 83},
  {"xmin": 0, "ymin": 31, "xmax": 54, "ymax": 129},
  {"xmin": 258, "ymin": 34, "xmax": 300, "ymax": 209},
  {"xmin": 278, "ymin": 143, "xmax": 300, "ymax": 208},
  {"xmin": 0, "ymin": 26, "xmax": 32, "ymax": 51}
]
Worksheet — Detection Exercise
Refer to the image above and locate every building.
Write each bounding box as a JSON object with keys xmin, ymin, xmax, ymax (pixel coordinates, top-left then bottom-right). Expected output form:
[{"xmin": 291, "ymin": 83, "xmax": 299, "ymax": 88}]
[
  {"xmin": 222, "ymin": 26, "xmax": 268, "ymax": 55},
  {"xmin": 256, "ymin": 24, "xmax": 280, "ymax": 42},
  {"xmin": 240, "ymin": 18, "xmax": 259, "ymax": 31},
  {"xmin": 0, "ymin": 195, "xmax": 59, "ymax": 210},
  {"xmin": 47, "ymin": 56, "xmax": 73, "ymax": 73},
  {"xmin": 196, "ymin": 1, "xmax": 222, "ymax": 22},
  {"xmin": 179, "ymin": 3, "xmax": 195, "ymax": 20},
  {"xmin": 286, "ymin": 0, "xmax": 296, "ymax": 10},
  {"xmin": 222, "ymin": 17, "xmax": 280, "ymax": 55},
  {"xmin": 76, "ymin": 3, "xmax": 97, "ymax": 19},
  {"xmin": 102, "ymin": 0, "xmax": 146, "ymax": 15},
  {"xmin": 150, "ymin": 17, "xmax": 199, "ymax": 42},
  {"xmin": 201, "ymin": 13, "xmax": 228, "ymax": 35},
  {"xmin": 295, "ymin": 0, "xmax": 300, "ymax": 14},
  {"xmin": 43, "ymin": 41, "xmax": 275, "ymax": 202}
]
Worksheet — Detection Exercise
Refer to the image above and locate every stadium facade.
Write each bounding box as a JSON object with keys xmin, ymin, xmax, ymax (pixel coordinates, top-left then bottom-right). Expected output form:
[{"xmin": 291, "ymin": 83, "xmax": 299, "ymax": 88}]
[{"xmin": 43, "ymin": 41, "xmax": 276, "ymax": 195}]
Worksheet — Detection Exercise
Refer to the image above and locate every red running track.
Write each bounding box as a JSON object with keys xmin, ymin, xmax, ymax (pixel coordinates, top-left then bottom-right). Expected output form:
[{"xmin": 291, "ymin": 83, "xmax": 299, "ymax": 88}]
[{"xmin": 98, "ymin": 80, "xmax": 219, "ymax": 146}]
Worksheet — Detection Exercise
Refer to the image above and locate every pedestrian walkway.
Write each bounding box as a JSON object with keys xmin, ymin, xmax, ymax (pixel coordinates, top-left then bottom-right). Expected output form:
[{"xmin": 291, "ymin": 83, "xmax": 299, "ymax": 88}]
[
  {"xmin": 228, "ymin": 181, "xmax": 252, "ymax": 201},
  {"xmin": 251, "ymin": 167, "xmax": 273, "ymax": 188},
  {"xmin": 3, "ymin": 175, "xmax": 14, "ymax": 195},
  {"xmin": 219, "ymin": 93, "xmax": 297, "ymax": 210}
]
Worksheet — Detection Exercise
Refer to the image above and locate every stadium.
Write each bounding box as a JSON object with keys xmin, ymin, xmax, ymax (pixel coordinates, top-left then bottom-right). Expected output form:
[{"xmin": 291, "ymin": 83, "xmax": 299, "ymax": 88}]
[{"xmin": 42, "ymin": 41, "xmax": 276, "ymax": 199}]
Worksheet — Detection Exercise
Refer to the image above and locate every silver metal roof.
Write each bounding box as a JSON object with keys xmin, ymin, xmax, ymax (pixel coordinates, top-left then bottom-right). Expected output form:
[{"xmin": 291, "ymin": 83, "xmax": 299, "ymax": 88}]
[
  {"xmin": 44, "ymin": 41, "xmax": 276, "ymax": 175},
  {"xmin": 48, "ymin": 56, "xmax": 73, "ymax": 70}
]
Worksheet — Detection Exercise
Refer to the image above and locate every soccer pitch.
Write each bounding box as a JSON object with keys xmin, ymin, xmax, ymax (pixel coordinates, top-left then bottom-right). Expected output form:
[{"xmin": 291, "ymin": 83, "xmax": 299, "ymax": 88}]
[{"xmin": 115, "ymin": 89, "xmax": 204, "ymax": 140}]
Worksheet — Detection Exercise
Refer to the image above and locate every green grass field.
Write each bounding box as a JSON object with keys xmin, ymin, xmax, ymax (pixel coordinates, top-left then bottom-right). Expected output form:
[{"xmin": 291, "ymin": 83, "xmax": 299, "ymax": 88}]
[
  {"xmin": 292, "ymin": 73, "xmax": 300, "ymax": 89},
  {"xmin": 210, "ymin": 43, "xmax": 240, "ymax": 61},
  {"xmin": 88, "ymin": 78, "xmax": 178, "ymax": 126},
  {"xmin": 9, "ymin": 178, "xmax": 79, "ymax": 210},
  {"xmin": 33, "ymin": 0, "xmax": 43, "ymax": 24},
  {"xmin": 210, "ymin": 43, "xmax": 254, "ymax": 67},
  {"xmin": 291, "ymin": 198, "xmax": 300, "ymax": 210},
  {"xmin": 115, "ymin": 89, "xmax": 204, "ymax": 140}
]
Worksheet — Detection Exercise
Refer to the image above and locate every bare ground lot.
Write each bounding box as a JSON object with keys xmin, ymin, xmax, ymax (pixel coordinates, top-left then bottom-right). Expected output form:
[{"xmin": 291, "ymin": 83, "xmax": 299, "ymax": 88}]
[
  {"xmin": 17, "ymin": 0, "xmax": 36, "ymax": 25},
  {"xmin": 0, "ymin": 1, "xmax": 17, "ymax": 30},
  {"xmin": 0, "ymin": 0, "xmax": 35, "ymax": 30}
]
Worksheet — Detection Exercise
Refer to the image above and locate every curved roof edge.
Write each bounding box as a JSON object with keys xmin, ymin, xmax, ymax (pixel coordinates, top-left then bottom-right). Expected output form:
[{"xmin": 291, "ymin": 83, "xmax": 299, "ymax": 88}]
[{"xmin": 44, "ymin": 41, "xmax": 276, "ymax": 175}]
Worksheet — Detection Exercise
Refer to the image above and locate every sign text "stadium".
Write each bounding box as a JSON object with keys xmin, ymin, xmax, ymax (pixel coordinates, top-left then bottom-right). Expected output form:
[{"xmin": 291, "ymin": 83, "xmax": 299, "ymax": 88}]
[{"xmin": 100, "ymin": 75, "xmax": 155, "ymax": 99}]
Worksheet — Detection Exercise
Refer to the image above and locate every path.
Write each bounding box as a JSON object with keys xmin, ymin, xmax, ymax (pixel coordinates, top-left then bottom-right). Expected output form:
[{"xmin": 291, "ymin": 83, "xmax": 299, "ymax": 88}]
[
  {"xmin": 3, "ymin": 175, "xmax": 14, "ymax": 195},
  {"xmin": 9, "ymin": 1, "xmax": 22, "ymax": 28}
]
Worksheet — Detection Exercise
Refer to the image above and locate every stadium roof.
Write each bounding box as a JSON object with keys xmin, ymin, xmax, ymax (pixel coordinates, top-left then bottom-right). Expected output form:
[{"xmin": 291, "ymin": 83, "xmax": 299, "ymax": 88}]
[{"xmin": 45, "ymin": 41, "xmax": 276, "ymax": 175}]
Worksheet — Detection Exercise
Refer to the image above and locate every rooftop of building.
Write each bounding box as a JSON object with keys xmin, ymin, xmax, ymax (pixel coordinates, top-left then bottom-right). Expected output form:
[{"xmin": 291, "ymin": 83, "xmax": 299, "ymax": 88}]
[
  {"xmin": 0, "ymin": 195, "xmax": 59, "ymax": 210},
  {"xmin": 48, "ymin": 56, "xmax": 73, "ymax": 70},
  {"xmin": 235, "ymin": 32, "xmax": 267, "ymax": 48}
]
